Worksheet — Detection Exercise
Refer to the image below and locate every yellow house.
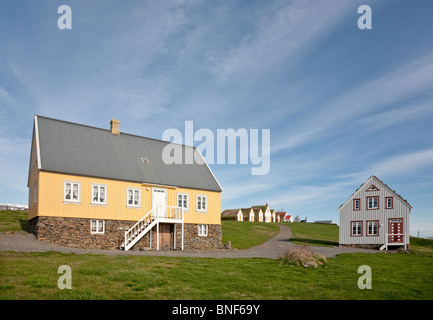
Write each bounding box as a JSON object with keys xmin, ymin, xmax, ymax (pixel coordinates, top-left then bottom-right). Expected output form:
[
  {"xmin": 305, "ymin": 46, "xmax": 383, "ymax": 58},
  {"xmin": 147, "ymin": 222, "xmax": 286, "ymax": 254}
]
[{"xmin": 27, "ymin": 115, "xmax": 223, "ymax": 250}]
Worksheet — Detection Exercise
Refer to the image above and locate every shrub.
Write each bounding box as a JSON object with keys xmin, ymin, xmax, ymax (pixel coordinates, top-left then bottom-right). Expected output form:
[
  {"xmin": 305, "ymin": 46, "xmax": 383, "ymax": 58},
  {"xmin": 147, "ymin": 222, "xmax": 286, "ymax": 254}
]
[{"xmin": 278, "ymin": 246, "xmax": 327, "ymax": 268}]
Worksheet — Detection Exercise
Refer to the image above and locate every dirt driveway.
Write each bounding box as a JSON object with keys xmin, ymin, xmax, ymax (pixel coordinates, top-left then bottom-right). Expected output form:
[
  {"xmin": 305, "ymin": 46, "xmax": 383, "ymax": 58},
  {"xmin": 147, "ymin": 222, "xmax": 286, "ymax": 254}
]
[{"xmin": 0, "ymin": 225, "xmax": 378, "ymax": 259}]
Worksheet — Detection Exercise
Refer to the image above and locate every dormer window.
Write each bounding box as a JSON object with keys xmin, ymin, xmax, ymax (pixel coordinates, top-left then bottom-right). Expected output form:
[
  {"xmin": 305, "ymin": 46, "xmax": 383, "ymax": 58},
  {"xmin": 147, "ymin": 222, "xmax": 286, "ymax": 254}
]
[{"xmin": 140, "ymin": 158, "xmax": 149, "ymax": 164}]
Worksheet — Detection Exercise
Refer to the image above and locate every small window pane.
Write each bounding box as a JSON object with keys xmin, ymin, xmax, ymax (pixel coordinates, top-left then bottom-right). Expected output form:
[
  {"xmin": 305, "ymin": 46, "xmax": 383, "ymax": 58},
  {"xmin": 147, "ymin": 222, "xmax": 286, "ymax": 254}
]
[
  {"xmin": 65, "ymin": 184, "xmax": 71, "ymax": 200},
  {"xmin": 72, "ymin": 184, "xmax": 78, "ymax": 200}
]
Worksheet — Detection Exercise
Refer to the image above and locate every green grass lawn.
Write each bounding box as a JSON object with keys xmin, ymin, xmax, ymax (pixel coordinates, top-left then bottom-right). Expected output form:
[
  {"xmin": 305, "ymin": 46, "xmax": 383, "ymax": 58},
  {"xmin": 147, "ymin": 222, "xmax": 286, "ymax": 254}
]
[
  {"xmin": 286, "ymin": 222, "xmax": 340, "ymax": 247},
  {"xmin": 0, "ymin": 210, "xmax": 28, "ymax": 233},
  {"xmin": 221, "ymin": 220, "xmax": 280, "ymax": 249},
  {"xmin": 1, "ymin": 251, "xmax": 432, "ymax": 300},
  {"xmin": 1, "ymin": 210, "xmax": 433, "ymax": 300},
  {"xmin": 410, "ymin": 236, "xmax": 433, "ymax": 256}
]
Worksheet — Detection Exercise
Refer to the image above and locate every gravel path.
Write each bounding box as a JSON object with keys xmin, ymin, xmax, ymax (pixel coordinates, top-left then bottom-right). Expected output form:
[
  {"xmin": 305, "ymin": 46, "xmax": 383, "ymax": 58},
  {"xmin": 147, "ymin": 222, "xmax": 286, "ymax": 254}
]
[{"xmin": 0, "ymin": 225, "xmax": 379, "ymax": 259}]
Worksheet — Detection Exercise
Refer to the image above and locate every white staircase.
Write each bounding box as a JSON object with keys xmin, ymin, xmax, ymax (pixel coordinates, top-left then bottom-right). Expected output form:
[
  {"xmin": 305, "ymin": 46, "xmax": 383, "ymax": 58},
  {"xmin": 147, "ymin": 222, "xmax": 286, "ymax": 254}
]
[{"xmin": 119, "ymin": 206, "xmax": 184, "ymax": 251}]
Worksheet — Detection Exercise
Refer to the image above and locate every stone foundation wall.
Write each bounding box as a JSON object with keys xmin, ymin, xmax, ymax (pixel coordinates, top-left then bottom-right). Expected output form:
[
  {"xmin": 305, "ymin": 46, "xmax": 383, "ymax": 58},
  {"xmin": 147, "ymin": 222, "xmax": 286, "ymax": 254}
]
[
  {"xmin": 28, "ymin": 216, "xmax": 223, "ymax": 251},
  {"xmin": 176, "ymin": 224, "xmax": 224, "ymax": 250},
  {"xmin": 28, "ymin": 216, "xmax": 134, "ymax": 250}
]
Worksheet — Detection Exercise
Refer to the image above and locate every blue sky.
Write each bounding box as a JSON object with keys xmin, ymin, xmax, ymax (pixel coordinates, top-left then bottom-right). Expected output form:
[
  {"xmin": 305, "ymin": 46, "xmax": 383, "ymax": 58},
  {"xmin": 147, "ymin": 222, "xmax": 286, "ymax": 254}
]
[{"xmin": 1, "ymin": 0, "xmax": 432, "ymax": 236}]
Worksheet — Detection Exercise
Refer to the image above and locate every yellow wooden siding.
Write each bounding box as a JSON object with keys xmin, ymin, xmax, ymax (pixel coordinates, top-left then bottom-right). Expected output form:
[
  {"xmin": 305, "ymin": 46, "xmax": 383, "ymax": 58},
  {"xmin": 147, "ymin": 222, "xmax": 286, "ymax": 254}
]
[
  {"xmin": 36, "ymin": 171, "xmax": 221, "ymax": 225},
  {"xmin": 173, "ymin": 187, "xmax": 221, "ymax": 225},
  {"xmin": 28, "ymin": 136, "xmax": 39, "ymax": 220}
]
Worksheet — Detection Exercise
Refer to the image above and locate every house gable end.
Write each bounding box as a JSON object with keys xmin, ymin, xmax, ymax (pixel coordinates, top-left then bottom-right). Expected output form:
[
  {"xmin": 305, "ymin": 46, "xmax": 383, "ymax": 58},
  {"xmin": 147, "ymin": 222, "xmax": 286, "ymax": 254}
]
[{"xmin": 338, "ymin": 176, "xmax": 412, "ymax": 213}]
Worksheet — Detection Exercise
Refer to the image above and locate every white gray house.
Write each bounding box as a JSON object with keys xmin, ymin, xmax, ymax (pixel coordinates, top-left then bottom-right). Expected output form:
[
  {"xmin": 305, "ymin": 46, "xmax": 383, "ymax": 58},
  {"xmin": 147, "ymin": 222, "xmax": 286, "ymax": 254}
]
[{"xmin": 338, "ymin": 176, "xmax": 412, "ymax": 250}]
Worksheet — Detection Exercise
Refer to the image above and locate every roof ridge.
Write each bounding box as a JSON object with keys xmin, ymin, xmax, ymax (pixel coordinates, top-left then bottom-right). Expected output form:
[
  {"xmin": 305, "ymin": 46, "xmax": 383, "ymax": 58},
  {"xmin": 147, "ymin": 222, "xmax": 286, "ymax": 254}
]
[{"xmin": 35, "ymin": 114, "xmax": 194, "ymax": 149}]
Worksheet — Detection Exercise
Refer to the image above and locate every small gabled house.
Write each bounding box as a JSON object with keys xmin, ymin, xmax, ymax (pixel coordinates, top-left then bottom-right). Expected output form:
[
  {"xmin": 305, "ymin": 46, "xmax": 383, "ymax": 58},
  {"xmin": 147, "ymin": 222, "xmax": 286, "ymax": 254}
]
[
  {"xmin": 221, "ymin": 204, "xmax": 272, "ymax": 223},
  {"xmin": 278, "ymin": 212, "xmax": 293, "ymax": 223},
  {"xmin": 27, "ymin": 115, "xmax": 223, "ymax": 251},
  {"xmin": 264, "ymin": 204, "xmax": 272, "ymax": 223},
  {"xmin": 338, "ymin": 176, "xmax": 412, "ymax": 250},
  {"xmin": 249, "ymin": 208, "xmax": 255, "ymax": 222},
  {"xmin": 237, "ymin": 209, "xmax": 244, "ymax": 221}
]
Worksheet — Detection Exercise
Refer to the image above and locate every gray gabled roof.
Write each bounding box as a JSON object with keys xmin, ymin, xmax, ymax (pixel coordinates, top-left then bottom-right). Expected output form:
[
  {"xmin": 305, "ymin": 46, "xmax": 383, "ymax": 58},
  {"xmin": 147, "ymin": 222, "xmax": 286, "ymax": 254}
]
[{"xmin": 33, "ymin": 115, "xmax": 222, "ymax": 192}]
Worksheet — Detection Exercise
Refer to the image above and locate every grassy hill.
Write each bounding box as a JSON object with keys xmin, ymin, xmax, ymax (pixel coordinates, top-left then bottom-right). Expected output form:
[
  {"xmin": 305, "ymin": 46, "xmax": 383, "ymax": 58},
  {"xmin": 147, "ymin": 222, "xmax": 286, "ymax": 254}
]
[
  {"xmin": 0, "ymin": 210, "xmax": 28, "ymax": 233},
  {"xmin": 221, "ymin": 220, "xmax": 279, "ymax": 249},
  {"xmin": 285, "ymin": 222, "xmax": 339, "ymax": 247}
]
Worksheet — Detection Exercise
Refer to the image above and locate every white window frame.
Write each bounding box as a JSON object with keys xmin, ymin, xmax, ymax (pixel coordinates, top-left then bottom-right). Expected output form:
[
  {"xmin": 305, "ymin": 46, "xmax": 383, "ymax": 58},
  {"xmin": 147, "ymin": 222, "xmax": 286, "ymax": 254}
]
[
  {"xmin": 33, "ymin": 182, "xmax": 37, "ymax": 204},
  {"xmin": 177, "ymin": 193, "xmax": 189, "ymax": 211},
  {"xmin": 126, "ymin": 187, "xmax": 141, "ymax": 208},
  {"xmin": 198, "ymin": 224, "xmax": 208, "ymax": 237},
  {"xmin": 63, "ymin": 181, "xmax": 81, "ymax": 204},
  {"xmin": 90, "ymin": 220, "xmax": 105, "ymax": 234},
  {"xmin": 196, "ymin": 195, "xmax": 207, "ymax": 213},
  {"xmin": 91, "ymin": 184, "xmax": 107, "ymax": 206}
]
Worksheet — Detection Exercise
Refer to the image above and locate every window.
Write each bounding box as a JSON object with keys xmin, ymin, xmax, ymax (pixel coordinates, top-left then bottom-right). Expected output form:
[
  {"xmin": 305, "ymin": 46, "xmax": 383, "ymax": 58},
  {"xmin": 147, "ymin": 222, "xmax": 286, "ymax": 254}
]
[
  {"xmin": 90, "ymin": 220, "xmax": 105, "ymax": 234},
  {"xmin": 385, "ymin": 197, "xmax": 393, "ymax": 209},
  {"xmin": 198, "ymin": 224, "xmax": 208, "ymax": 237},
  {"xmin": 177, "ymin": 193, "xmax": 189, "ymax": 211},
  {"xmin": 31, "ymin": 148, "xmax": 36, "ymax": 168},
  {"xmin": 367, "ymin": 221, "xmax": 379, "ymax": 236},
  {"xmin": 33, "ymin": 182, "xmax": 37, "ymax": 204},
  {"xmin": 353, "ymin": 199, "xmax": 360, "ymax": 211},
  {"xmin": 91, "ymin": 184, "xmax": 107, "ymax": 205},
  {"xmin": 63, "ymin": 181, "xmax": 81, "ymax": 204},
  {"xmin": 127, "ymin": 187, "xmax": 141, "ymax": 208},
  {"xmin": 351, "ymin": 221, "xmax": 362, "ymax": 236},
  {"xmin": 366, "ymin": 184, "xmax": 380, "ymax": 191},
  {"xmin": 196, "ymin": 195, "xmax": 207, "ymax": 212},
  {"xmin": 367, "ymin": 196, "xmax": 379, "ymax": 210},
  {"xmin": 140, "ymin": 158, "xmax": 149, "ymax": 164}
]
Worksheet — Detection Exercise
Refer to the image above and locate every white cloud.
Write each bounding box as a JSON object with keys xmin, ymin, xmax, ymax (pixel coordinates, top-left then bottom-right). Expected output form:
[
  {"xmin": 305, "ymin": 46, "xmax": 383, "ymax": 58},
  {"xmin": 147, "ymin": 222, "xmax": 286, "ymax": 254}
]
[
  {"xmin": 370, "ymin": 148, "xmax": 433, "ymax": 178},
  {"xmin": 207, "ymin": 0, "xmax": 353, "ymax": 84},
  {"xmin": 271, "ymin": 52, "xmax": 433, "ymax": 153},
  {"xmin": 357, "ymin": 98, "xmax": 433, "ymax": 131}
]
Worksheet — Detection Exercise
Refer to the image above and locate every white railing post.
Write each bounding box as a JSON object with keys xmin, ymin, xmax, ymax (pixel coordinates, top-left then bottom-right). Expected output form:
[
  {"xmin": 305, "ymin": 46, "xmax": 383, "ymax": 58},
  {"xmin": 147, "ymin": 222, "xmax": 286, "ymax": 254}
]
[
  {"xmin": 174, "ymin": 224, "xmax": 177, "ymax": 250},
  {"xmin": 181, "ymin": 207, "xmax": 184, "ymax": 250},
  {"xmin": 156, "ymin": 221, "xmax": 159, "ymax": 251}
]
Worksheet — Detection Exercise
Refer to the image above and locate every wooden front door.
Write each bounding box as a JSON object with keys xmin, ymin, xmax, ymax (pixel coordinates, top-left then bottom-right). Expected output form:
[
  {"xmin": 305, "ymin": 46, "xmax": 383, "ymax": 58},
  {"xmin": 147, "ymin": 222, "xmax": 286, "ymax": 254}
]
[
  {"xmin": 159, "ymin": 224, "xmax": 172, "ymax": 250},
  {"xmin": 388, "ymin": 219, "xmax": 403, "ymax": 243}
]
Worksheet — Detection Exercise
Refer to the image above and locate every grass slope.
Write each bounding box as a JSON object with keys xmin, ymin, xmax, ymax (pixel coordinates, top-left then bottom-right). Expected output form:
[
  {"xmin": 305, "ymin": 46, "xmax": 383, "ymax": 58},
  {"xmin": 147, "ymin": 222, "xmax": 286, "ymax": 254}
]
[
  {"xmin": 221, "ymin": 220, "xmax": 279, "ymax": 249},
  {"xmin": 287, "ymin": 222, "xmax": 339, "ymax": 247},
  {"xmin": 0, "ymin": 210, "xmax": 28, "ymax": 233}
]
